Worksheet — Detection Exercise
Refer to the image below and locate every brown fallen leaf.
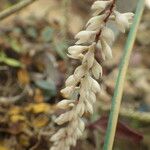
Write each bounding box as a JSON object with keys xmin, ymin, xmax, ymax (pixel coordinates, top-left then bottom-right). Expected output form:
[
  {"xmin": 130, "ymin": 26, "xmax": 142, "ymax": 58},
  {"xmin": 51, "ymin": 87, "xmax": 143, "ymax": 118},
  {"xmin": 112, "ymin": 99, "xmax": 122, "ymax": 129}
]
[
  {"xmin": 10, "ymin": 115, "xmax": 26, "ymax": 123},
  {"xmin": 8, "ymin": 122, "xmax": 27, "ymax": 135},
  {"xmin": 25, "ymin": 103, "xmax": 57, "ymax": 114},
  {"xmin": 88, "ymin": 116, "xmax": 143, "ymax": 143},
  {"xmin": 17, "ymin": 69, "xmax": 30, "ymax": 86},
  {"xmin": 8, "ymin": 106, "xmax": 22, "ymax": 115},
  {"xmin": 0, "ymin": 143, "xmax": 9, "ymax": 150},
  {"xmin": 31, "ymin": 115, "xmax": 49, "ymax": 128},
  {"xmin": 34, "ymin": 88, "xmax": 44, "ymax": 103},
  {"xmin": 18, "ymin": 134, "xmax": 30, "ymax": 147}
]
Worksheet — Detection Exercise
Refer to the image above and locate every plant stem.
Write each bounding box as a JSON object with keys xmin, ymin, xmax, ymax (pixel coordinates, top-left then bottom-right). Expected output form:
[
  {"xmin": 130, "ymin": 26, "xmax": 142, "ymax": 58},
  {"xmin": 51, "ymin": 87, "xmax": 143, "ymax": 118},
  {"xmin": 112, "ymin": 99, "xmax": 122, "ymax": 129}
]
[
  {"xmin": 0, "ymin": 0, "xmax": 37, "ymax": 21},
  {"xmin": 94, "ymin": 130, "xmax": 102, "ymax": 150},
  {"xmin": 103, "ymin": 0, "xmax": 145, "ymax": 150}
]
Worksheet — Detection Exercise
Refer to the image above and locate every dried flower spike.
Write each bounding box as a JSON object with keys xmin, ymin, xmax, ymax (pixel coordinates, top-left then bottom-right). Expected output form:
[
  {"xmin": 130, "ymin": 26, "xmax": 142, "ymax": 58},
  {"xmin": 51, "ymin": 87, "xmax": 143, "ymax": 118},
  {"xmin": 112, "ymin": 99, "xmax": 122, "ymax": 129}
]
[{"xmin": 50, "ymin": 1, "xmax": 134, "ymax": 150}]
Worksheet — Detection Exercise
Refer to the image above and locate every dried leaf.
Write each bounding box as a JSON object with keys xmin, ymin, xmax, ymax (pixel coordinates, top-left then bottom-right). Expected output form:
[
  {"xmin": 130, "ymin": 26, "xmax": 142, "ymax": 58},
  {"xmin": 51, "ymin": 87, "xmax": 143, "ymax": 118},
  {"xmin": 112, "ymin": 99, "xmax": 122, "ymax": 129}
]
[
  {"xmin": 88, "ymin": 116, "xmax": 143, "ymax": 143},
  {"xmin": 8, "ymin": 122, "xmax": 27, "ymax": 135},
  {"xmin": 9, "ymin": 106, "xmax": 22, "ymax": 115},
  {"xmin": 17, "ymin": 69, "xmax": 30, "ymax": 85},
  {"xmin": 18, "ymin": 134, "xmax": 30, "ymax": 147},
  {"xmin": 0, "ymin": 144, "xmax": 8, "ymax": 150},
  {"xmin": 31, "ymin": 115, "xmax": 49, "ymax": 128},
  {"xmin": 25, "ymin": 103, "xmax": 50, "ymax": 114},
  {"xmin": 34, "ymin": 88, "xmax": 44, "ymax": 103},
  {"xmin": 10, "ymin": 115, "xmax": 26, "ymax": 123}
]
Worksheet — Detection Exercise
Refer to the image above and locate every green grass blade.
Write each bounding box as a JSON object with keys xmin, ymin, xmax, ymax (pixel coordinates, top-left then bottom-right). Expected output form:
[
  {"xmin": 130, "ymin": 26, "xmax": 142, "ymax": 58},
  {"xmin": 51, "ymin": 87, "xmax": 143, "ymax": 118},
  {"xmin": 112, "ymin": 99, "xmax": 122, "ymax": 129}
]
[{"xmin": 103, "ymin": 0, "xmax": 145, "ymax": 150}]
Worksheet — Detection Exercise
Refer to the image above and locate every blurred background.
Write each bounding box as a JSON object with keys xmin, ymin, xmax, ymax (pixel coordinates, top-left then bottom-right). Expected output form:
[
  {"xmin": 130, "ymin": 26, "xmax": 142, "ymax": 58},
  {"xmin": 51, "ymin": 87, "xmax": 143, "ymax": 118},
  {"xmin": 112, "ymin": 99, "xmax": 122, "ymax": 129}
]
[{"xmin": 0, "ymin": 0, "xmax": 149, "ymax": 150}]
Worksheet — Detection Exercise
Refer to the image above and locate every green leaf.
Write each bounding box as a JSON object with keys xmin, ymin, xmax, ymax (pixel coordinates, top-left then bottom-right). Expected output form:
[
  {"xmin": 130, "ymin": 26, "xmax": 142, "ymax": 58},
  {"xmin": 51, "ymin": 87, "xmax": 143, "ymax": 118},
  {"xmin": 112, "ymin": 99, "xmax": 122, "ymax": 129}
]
[
  {"xmin": 55, "ymin": 42, "xmax": 68, "ymax": 59},
  {"xmin": 0, "ymin": 52, "xmax": 6, "ymax": 61},
  {"xmin": 26, "ymin": 27, "xmax": 37, "ymax": 39},
  {"xmin": 10, "ymin": 39, "xmax": 22, "ymax": 53},
  {"xmin": 35, "ymin": 80, "xmax": 57, "ymax": 97},
  {"xmin": 0, "ymin": 51, "xmax": 23, "ymax": 67},
  {"xmin": 4, "ymin": 58, "xmax": 22, "ymax": 67},
  {"xmin": 41, "ymin": 26, "xmax": 53, "ymax": 42}
]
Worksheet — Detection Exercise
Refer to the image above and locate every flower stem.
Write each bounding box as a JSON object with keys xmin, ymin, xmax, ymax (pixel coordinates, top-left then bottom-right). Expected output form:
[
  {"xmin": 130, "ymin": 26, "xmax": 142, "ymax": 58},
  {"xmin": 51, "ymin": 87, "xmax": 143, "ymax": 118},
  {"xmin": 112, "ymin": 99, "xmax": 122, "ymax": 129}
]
[{"xmin": 103, "ymin": 0, "xmax": 145, "ymax": 150}]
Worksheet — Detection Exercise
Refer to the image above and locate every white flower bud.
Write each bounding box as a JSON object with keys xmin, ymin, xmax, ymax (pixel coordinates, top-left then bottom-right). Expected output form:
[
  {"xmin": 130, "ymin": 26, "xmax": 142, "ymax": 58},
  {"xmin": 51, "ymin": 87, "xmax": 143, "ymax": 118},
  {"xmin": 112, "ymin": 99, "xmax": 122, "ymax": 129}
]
[
  {"xmin": 50, "ymin": 147, "xmax": 57, "ymax": 150},
  {"xmin": 81, "ymin": 75, "xmax": 93, "ymax": 91},
  {"xmin": 66, "ymin": 137, "xmax": 76, "ymax": 147},
  {"xmin": 75, "ymin": 30, "xmax": 97, "ymax": 44},
  {"xmin": 86, "ymin": 15, "xmax": 105, "ymax": 31},
  {"xmin": 61, "ymin": 86, "xmax": 74, "ymax": 98},
  {"xmin": 50, "ymin": 128, "xmax": 66, "ymax": 141},
  {"xmin": 71, "ymin": 138, "xmax": 77, "ymax": 147},
  {"xmin": 57, "ymin": 99, "xmax": 75, "ymax": 109},
  {"xmin": 76, "ymin": 101, "xmax": 85, "ymax": 116},
  {"xmin": 91, "ymin": 78, "xmax": 101, "ymax": 93},
  {"xmin": 88, "ymin": 92, "xmax": 96, "ymax": 103},
  {"xmin": 67, "ymin": 126, "xmax": 74, "ymax": 136},
  {"xmin": 96, "ymin": 40, "xmax": 106, "ymax": 60},
  {"xmin": 71, "ymin": 119, "xmax": 78, "ymax": 129},
  {"xmin": 67, "ymin": 53, "xmax": 84, "ymax": 60},
  {"xmin": 92, "ymin": 60, "xmax": 103, "ymax": 79},
  {"xmin": 68, "ymin": 45, "xmax": 89, "ymax": 56},
  {"xmin": 65, "ymin": 75, "xmax": 77, "ymax": 86},
  {"xmin": 114, "ymin": 11, "xmax": 134, "ymax": 33},
  {"xmin": 146, "ymin": 0, "xmax": 150, "ymax": 9},
  {"xmin": 101, "ymin": 39, "xmax": 112, "ymax": 59},
  {"xmin": 74, "ymin": 65, "xmax": 85, "ymax": 80},
  {"xmin": 76, "ymin": 128, "xmax": 83, "ymax": 138},
  {"xmin": 101, "ymin": 27, "xmax": 115, "ymax": 45},
  {"xmin": 91, "ymin": 0, "xmax": 111, "ymax": 16},
  {"xmin": 78, "ymin": 118, "xmax": 85, "ymax": 132},
  {"xmin": 55, "ymin": 111, "xmax": 75, "ymax": 125},
  {"xmin": 85, "ymin": 101, "xmax": 93, "ymax": 114},
  {"xmin": 83, "ymin": 43, "xmax": 96, "ymax": 69},
  {"xmin": 55, "ymin": 114, "xmax": 68, "ymax": 125},
  {"xmin": 82, "ymin": 49, "xmax": 95, "ymax": 69}
]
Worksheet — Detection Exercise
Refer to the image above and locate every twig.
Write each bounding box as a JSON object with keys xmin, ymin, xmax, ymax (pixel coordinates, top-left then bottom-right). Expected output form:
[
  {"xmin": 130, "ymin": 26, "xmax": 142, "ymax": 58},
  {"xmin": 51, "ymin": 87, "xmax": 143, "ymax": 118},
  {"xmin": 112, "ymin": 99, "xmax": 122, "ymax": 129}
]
[
  {"xmin": 0, "ymin": 0, "xmax": 37, "ymax": 21},
  {"xmin": 120, "ymin": 108, "xmax": 150, "ymax": 123},
  {"xmin": 103, "ymin": 1, "xmax": 145, "ymax": 150},
  {"xmin": 0, "ymin": 85, "xmax": 29, "ymax": 104},
  {"xmin": 94, "ymin": 130, "xmax": 102, "ymax": 150},
  {"xmin": 99, "ymin": 103, "xmax": 150, "ymax": 123}
]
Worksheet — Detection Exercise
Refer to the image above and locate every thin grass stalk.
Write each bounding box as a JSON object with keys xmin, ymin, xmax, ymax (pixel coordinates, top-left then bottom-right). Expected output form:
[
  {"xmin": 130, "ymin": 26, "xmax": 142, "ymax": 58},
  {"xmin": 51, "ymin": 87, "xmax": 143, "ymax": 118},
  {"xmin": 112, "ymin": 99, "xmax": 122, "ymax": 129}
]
[
  {"xmin": 103, "ymin": 0, "xmax": 145, "ymax": 150},
  {"xmin": 0, "ymin": 0, "xmax": 37, "ymax": 21}
]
